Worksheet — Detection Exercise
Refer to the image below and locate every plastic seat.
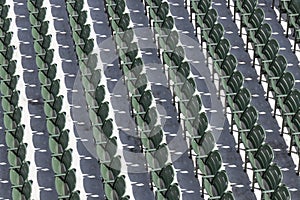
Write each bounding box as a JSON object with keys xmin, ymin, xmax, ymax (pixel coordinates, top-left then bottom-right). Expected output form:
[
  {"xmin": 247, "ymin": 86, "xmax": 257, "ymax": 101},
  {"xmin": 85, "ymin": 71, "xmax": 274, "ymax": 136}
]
[
  {"xmin": 248, "ymin": 143, "xmax": 274, "ymax": 176},
  {"xmin": 222, "ymin": 71, "xmax": 244, "ymax": 99},
  {"xmin": 240, "ymin": 124, "xmax": 266, "ymax": 162},
  {"xmin": 270, "ymin": 72, "xmax": 295, "ymax": 116},
  {"xmin": 100, "ymin": 155, "xmax": 121, "ymax": 182},
  {"xmin": 49, "ymin": 129, "xmax": 69, "ymax": 155},
  {"xmin": 255, "ymin": 39, "xmax": 279, "ymax": 69},
  {"xmin": 156, "ymin": 183, "xmax": 180, "ymax": 200},
  {"xmin": 254, "ymin": 164, "xmax": 282, "ymax": 198},
  {"xmin": 196, "ymin": 150, "xmax": 222, "ymax": 179},
  {"xmin": 55, "ymin": 168, "xmax": 77, "ymax": 198},
  {"xmin": 96, "ymin": 136, "xmax": 117, "ymax": 163},
  {"xmin": 264, "ymin": 185, "xmax": 291, "ymax": 200},
  {"xmin": 287, "ymin": 109, "xmax": 300, "ymax": 162},
  {"xmin": 203, "ymin": 170, "xmax": 229, "ymax": 199},
  {"xmin": 196, "ymin": 8, "xmax": 217, "ymax": 38},
  {"xmin": 233, "ymin": 106, "xmax": 258, "ymax": 139},
  {"xmin": 12, "ymin": 180, "xmax": 32, "ymax": 200},
  {"xmin": 141, "ymin": 125, "xmax": 163, "ymax": 151},
  {"xmin": 247, "ymin": 23, "xmax": 272, "ymax": 52},
  {"xmin": 146, "ymin": 143, "xmax": 169, "ymax": 170},
  {"xmin": 242, "ymin": 8, "xmax": 264, "ymax": 37},
  {"xmin": 151, "ymin": 163, "xmax": 174, "ymax": 190}
]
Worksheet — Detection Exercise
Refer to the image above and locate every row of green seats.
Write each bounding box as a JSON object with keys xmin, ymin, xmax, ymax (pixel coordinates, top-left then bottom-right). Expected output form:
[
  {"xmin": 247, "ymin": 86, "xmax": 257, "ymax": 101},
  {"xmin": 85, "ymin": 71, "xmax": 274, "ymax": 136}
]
[
  {"xmin": 188, "ymin": 0, "xmax": 292, "ymax": 199},
  {"xmin": 233, "ymin": 0, "xmax": 300, "ymax": 176},
  {"xmin": 105, "ymin": 0, "xmax": 180, "ymax": 199},
  {"xmin": 26, "ymin": 0, "xmax": 79, "ymax": 198},
  {"xmin": 0, "ymin": 2, "xmax": 32, "ymax": 199},
  {"xmin": 65, "ymin": 0, "xmax": 130, "ymax": 199},
  {"xmin": 144, "ymin": 0, "xmax": 235, "ymax": 199}
]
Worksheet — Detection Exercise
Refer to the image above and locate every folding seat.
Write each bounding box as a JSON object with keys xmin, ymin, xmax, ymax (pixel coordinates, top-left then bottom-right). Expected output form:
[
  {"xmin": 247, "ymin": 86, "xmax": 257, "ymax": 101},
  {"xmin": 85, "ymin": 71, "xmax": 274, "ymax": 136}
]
[
  {"xmin": 51, "ymin": 148, "xmax": 72, "ymax": 175},
  {"xmin": 143, "ymin": 106, "xmax": 159, "ymax": 129},
  {"xmin": 0, "ymin": 44, "xmax": 14, "ymax": 63},
  {"xmin": 0, "ymin": 59, "xmax": 16, "ymax": 79},
  {"xmin": 255, "ymin": 39, "xmax": 280, "ymax": 69},
  {"xmin": 115, "ymin": 28, "xmax": 134, "ymax": 49},
  {"xmin": 248, "ymin": 143, "xmax": 274, "ymax": 180},
  {"xmin": 170, "ymin": 62, "xmax": 190, "ymax": 90},
  {"xmin": 44, "ymin": 95, "xmax": 63, "ymax": 117},
  {"xmin": 1, "ymin": 76, "xmax": 19, "ymax": 97},
  {"xmin": 278, "ymin": 0, "xmax": 298, "ymax": 22},
  {"xmin": 46, "ymin": 112, "xmax": 66, "ymax": 135},
  {"xmin": 122, "ymin": 57, "xmax": 144, "ymax": 78},
  {"xmin": 192, "ymin": 0, "xmax": 212, "ymax": 23},
  {"xmin": 69, "ymin": 11, "xmax": 87, "ymax": 34},
  {"xmin": 127, "ymin": 73, "xmax": 148, "ymax": 97},
  {"xmin": 202, "ymin": 23, "xmax": 224, "ymax": 50},
  {"xmin": 4, "ymin": 107, "xmax": 22, "ymax": 130},
  {"xmin": 240, "ymin": 124, "xmax": 265, "ymax": 161},
  {"xmin": 277, "ymin": 89, "xmax": 300, "ymax": 124},
  {"xmin": 234, "ymin": 0, "xmax": 258, "ymax": 21},
  {"xmin": 33, "ymin": 34, "xmax": 51, "ymax": 54},
  {"xmin": 76, "ymin": 38, "xmax": 94, "ymax": 59},
  {"xmin": 95, "ymin": 102, "xmax": 109, "ymax": 123},
  {"xmin": 12, "ymin": 180, "xmax": 32, "ymax": 200},
  {"xmin": 262, "ymin": 54, "xmax": 287, "ymax": 85},
  {"xmin": 10, "ymin": 162, "xmax": 29, "ymax": 190},
  {"xmin": 49, "ymin": 130, "xmax": 69, "ymax": 155},
  {"xmin": 66, "ymin": 0, "xmax": 84, "ymax": 16},
  {"xmin": 5, "ymin": 124, "xmax": 24, "ymax": 150},
  {"xmin": 96, "ymin": 136, "xmax": 118, "ymax": 163},
  {"xmin": 1, "ymin": 90, "xmax": 19, "ymax": 113},
  {"xmin": 287, "ymin": 109, "xmax": 300, "ymax": 161},
  {"xmin": 195, "ymin": 8, "xmax": 217, "ymax": 37},
  {"xmin": 7, "ymin": 143, "xmax": 27, "ymax": 166},
  {"xmin": 0, "ymin": 18, "xmax": 11, "ymax": 34},
  {"xmin": 241, "ymin": 8, "xmax": 265, "ymax": 37},
  {"xmin": 146, "ymin": 143, "xmax": 169, "ymax": 170},
  {"xmin": 141, "ymin": 126, "xmax": 163, "ymax": 152},
  {"xmin": 31, "ymin": 21, "xmax": 49, "ymax": 41},
  {"xmin": 237, "ymin": 0, "xmax": 258, "ymax": 31},
  {"xmin": 38, "ymin": 64, "xmax": 57, "ymax": 85},
  {"xmin": 41, "ymin": 79, "xmax": 60, "ymax": 100},
  {"xmin": 190, "ymin": 131, "xmax": 215, "ymax": 160},
  {"xmin": 264, "ymin": 185, "xmax": 291, "ymax": 200},
  {"xmin": 294, "ymin": 130, "xmax": 300, "ymax": 174},
  {"xmin": 151, "ymin": 163, "xmax": 174, "ymax": 190},
  {"xmin": 36, "ymin": 49, "xmax": 54, "ymax": 69},
  {"xmin": 222, "ymin": 71, "xmax": 244, "ymax": 100},
  {"xmin": 27, "ymin": 0, "xmax": 43, "ymax": 13},
  {"xmin": 55, "ymin": 168, "xmax": 77, "ymax": 198},
  {"xmin": 106, "ymin": 0, "xmax": 125, "ymax": 19},
  {"xmin": 110, "ymin": 13, "xmax": 130, "ymax": 34},
  {"xmin": 155, "ymin": 16, "xmax": 174, "ymax": 42},
  {"xmin": 0, "ymin": 5, "xmax": 9, "ymax": 19},
  {"xmin": 196, "ymin": 150, "xmax": 222, "ymax": 182},
  {"xmin": 202, "ymin": 170, "xmax": 229, "ymax": 199},
  {"xmin": 0, "ymin": 31, "xmax": 12, "ymax": 50},
  {"xmin": 246, "ymin": 23, "xmax": 272, "ymax": 52},
  {"xmin": 100, "ymin": 155, "xmax": 121, "ymax": 182},
  {"xmin": 210, "ymin": 39, "xmax": 231, "ymax": 72},
  {"xmin": 29, "ymin": 7, "xmax": 46, "ymax": 26},
  {"xmin": 112, "ymin": 176, "xmax": 129, "ymax": 199},
  {"xmin": 156, "ymin": 183, "xmax": 180, "ymax": 200},
  {"xmin": 214, "ymin": 54, "xmax": 237, "ymax": 92},
  {"xmin": 233, "ymin": 105, "xmax": 258, "ymax": 139},
  {"xmin": 149, "ymin": 2, "xmax": 169, "ymax": 26},
  {"xmin": 270, "ymin": 72, "xmax": 295, "ymax": 116},
  {"xmin": 228, "ymin": 88, "xmax": 251, "ymax": 128},
  {"xmin": 254, "ymin": 164, "xmax": 282, "ymax": 198}
]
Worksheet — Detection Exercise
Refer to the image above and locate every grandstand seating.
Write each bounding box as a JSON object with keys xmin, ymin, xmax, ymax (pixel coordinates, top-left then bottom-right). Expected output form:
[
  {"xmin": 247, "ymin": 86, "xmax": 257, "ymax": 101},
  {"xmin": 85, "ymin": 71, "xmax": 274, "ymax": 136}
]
[{"xmin": 0, "ymin": 0, "xmax": 299, "ymax": 199}]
